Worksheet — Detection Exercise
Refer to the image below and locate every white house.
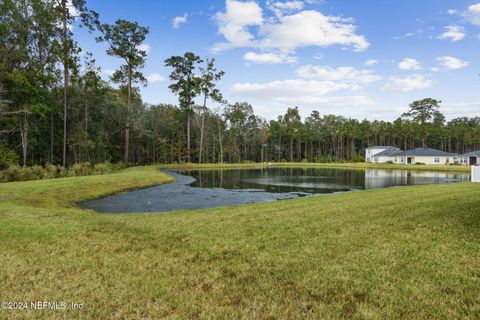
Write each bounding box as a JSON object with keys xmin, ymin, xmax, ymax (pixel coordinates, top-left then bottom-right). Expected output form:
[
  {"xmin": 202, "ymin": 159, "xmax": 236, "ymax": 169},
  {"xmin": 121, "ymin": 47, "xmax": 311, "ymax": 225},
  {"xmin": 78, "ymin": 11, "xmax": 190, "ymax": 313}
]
[
  {"xmin": 459, "ymin": 150, "xmax": 480, "ymax": 165},
  {"xmin": 365, "ymin": 146, "xmax": 401, "ymax": 163},
  {"xmin": 365, "ymin": 147, "xmax": 458, "ymax": 165}
]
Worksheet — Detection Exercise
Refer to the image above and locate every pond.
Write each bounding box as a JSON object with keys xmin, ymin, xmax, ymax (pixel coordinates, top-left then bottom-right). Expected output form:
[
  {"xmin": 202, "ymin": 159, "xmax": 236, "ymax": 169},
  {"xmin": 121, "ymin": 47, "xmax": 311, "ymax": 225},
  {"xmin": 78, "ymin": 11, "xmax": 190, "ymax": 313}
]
[{"xmin": 79, "ymin": 167, "xmax": 470, "ymax": 213}]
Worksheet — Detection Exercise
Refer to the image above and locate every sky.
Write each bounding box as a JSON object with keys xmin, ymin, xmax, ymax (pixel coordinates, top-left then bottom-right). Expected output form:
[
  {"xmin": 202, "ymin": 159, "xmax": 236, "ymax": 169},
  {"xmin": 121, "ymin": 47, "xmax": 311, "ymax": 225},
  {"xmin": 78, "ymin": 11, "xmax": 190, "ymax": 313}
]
[{"xmin": 74, "ymin": 0, "xmax": 480, "ymax": 121}]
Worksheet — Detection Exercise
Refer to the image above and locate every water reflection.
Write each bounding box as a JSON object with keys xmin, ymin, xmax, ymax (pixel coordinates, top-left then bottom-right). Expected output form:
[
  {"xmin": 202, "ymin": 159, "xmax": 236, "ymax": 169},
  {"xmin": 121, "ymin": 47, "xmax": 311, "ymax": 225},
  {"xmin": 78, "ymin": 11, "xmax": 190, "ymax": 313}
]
[
  {"xmin": 364, "ymin": 169, "xmax": 469, "ymax": 189},
  {"xmin": 185, "ymin": 167, "xmax": 470, "ymax": 195}
]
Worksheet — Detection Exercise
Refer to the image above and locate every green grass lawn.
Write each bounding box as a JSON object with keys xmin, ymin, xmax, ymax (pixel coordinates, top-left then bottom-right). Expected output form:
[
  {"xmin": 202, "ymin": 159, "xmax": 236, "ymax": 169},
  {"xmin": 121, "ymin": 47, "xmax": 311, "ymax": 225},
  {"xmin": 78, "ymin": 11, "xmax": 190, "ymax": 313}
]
[{"xmin": 0, "ymin": 164, "xmax": 479, "ymax": 319}]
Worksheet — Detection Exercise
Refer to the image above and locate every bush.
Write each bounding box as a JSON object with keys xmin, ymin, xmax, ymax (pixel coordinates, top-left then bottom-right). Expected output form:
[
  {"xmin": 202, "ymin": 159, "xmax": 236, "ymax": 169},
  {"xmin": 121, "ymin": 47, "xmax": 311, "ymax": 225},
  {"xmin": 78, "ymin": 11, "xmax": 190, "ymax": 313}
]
[
  {"xmin": 44, "ymin": 163, "xmax": 60, "ymax": 179},
  {"xmin": 385, "ymin": 161, "xmax": 394, "ymax": 164},
  {"xmin": 0, "ymin": 161, "xmax": 122, "ymax": 183},
  {"xmin": 315, "ymin": 155, "xmax": 337, "ymax": 163},
  {"xmin": 94, "ymin": 162, "xmax": 112, "ymax": 174},
  {"xmin": 414, "ymin": 162, "xmax": 425, "ymax": 165},
  {"xmin": 112, "ymin": 162, "xmax": 126, "ymax": 170},
  {"xmin": 71, "ymin": 162, "xmax": 93, "ymax": 176},
  {"xmin": 0, "ymin": 144, "xmax": 19, "ymax": 170},
  {"xmin": 352, "ymin": 155, "xmax": 365, "ymax": 163}
]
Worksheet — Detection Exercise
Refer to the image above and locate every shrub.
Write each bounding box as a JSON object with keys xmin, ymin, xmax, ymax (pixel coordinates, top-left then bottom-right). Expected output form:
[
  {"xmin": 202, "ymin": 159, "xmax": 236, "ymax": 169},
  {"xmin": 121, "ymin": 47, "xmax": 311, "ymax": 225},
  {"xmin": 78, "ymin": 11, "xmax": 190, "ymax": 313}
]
[
  {"xmin": 1, "ymin": 161, "xmax": 122, "ymax": 183},
  {"xmin": 112, "ymin": 162, "xmax": 126, "ymax": 170},
  {"xmin": 414, "ymin": 162, "xmax": 425, "ymax": 165},
  {"xmin": 44, "ymin": 164, "xmax": 60, "ymax": 179},
  {"xmin": 70, "ymin": 162, "xmax": 93, "ymax": 176},
  {"xmin": 385, "ymin": 161, "xmax": 394, "ymax": 164},
  {"xmin": 94, "ymin": 162, "xmax": 112, "ymax": 175},
  {"xmin": 7, "ymin": 165, "xmax": 23, "ymax": 181},
  {"xmin": 30, "ymin": 165, "xmax": 45, "ymax": 180},
  {"xmin": 315, "ymin": 156, "xmax": 337, "ymax": 163},
  {"xmin": 352, "ymin": 155, "xmax": 365, "ymax": 163},
  {"xmin": 0, "ymin": 144, "xmax": 19, "ymax": 170}
]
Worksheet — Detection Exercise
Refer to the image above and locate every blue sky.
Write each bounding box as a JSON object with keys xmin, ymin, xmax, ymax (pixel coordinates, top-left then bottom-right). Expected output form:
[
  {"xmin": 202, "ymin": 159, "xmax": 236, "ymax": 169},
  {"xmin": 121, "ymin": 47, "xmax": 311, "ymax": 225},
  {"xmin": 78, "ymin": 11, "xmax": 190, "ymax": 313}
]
[{"xmin": 74, "ymin": 0, "xmax": 480, "ymax": 120}]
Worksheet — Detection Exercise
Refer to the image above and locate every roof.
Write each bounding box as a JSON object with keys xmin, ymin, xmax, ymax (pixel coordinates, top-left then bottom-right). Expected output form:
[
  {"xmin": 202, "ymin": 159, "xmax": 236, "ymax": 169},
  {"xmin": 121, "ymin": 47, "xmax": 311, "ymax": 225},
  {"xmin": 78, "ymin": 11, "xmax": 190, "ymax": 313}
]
[
  {"xmin": 395, "ymin": 148, "xmax": 457, "ymax": 157},
  {"xmin": 460, "ymin": 150, "xmax": 480, "ymax": 157},
  {"xmin": 367, "ymin": 146, "xmax": 394, "ymax": 149},
  {"xmin": 373, "ymin": 148, "xmax": 402, "ymax": 157}
]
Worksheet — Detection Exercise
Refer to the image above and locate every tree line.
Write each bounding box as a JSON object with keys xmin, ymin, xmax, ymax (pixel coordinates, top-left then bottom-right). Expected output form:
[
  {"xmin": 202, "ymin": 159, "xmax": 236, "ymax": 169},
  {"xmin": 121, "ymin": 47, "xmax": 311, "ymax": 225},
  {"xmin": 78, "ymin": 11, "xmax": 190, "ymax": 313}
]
[{"xmin": 1, "ymin": 0, "xmax": 479, "ymax": 169}]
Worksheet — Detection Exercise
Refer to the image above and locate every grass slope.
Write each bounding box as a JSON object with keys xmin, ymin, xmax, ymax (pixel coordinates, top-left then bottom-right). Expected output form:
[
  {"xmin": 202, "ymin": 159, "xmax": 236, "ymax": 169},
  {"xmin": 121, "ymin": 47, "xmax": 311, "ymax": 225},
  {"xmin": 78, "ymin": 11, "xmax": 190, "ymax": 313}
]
[{"xmin": 0, "ymin": 164, "xmax": 479, "ymax": 319}]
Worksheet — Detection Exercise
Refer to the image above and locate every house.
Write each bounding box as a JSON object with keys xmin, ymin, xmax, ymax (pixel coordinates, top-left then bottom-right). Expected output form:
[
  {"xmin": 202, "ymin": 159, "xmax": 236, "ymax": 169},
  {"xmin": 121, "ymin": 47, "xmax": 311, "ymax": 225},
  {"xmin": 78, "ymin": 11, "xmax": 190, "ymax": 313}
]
[
  {"xmin": 365, "ymin": 146, "xmax": 401, "ymax": 163},
  {"xmin": 459, "ymin": 150, "xmax": 480, "ymax": 165},
  {"xmin": 394, "ymin": 148, "xmax": 458, "ymax": 165},
  {"xmin": 365, "ymin": 147, "xmax": 458, "ymax": 165}
]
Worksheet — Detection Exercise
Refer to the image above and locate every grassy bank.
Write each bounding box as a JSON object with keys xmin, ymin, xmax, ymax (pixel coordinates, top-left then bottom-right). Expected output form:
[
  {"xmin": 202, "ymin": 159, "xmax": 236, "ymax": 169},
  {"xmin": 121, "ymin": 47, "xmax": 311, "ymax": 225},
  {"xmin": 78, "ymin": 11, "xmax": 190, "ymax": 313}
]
[{"xmin": 0, "ymin": 165, "xmax": 479, "ymax": 319}]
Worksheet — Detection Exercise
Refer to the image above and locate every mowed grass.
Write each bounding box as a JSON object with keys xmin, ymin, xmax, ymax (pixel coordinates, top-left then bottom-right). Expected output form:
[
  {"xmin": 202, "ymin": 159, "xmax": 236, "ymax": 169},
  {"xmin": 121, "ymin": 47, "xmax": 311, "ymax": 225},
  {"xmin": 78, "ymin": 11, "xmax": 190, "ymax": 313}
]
[{"xmin": 0, "ymin": 164, "xmax": 479, "ymax": 319}]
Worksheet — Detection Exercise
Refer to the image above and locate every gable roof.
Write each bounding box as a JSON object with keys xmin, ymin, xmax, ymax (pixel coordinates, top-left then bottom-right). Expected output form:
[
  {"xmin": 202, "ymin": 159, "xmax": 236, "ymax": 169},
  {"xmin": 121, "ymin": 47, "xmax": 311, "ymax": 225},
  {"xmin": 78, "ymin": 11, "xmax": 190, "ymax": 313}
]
[
  {"xmin": 373, "ymin": 148, "xmax": 402, "ymax": 157},
  {"xmin": 395, "ymin": 148, "xmax": 457, "ymax": 157},
  {"xmin": 461, "ymin": 150, "xmax": 480, "ymax": 157},
  {"xmin": 367, "ymin": 146, "xmax": 394, "ymax": 149}
]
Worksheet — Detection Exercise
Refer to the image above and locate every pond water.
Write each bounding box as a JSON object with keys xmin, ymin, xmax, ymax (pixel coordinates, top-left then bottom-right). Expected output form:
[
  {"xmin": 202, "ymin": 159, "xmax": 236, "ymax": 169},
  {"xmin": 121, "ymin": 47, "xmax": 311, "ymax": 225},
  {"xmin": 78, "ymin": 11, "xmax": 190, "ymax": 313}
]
[{"xmin": 79, "ymin": 167, "xmax": 470, "ymax": 213}]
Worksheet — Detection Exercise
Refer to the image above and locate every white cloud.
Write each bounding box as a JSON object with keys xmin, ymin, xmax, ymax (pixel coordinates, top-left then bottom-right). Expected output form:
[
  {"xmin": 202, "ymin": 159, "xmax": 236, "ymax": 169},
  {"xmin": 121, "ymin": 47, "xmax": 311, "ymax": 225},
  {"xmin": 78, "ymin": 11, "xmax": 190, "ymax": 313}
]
[
  {"xmin": 231, "ymin": 79, "xmax": 373, "ymax": 106},
  {"xmin": 103, "ymin": 69, "xmax": 115, "ymax": 77},
  {"xmin": 138, "ymin": 43, "xmax": 151, "ymax": 53},
  {"xmin": 363, "ymin": 59, "xmax": 378, "ymax": 66},
  {"xmin": 243, "ymin": 51, "xmax": 297, "ymax": 64},
  {"xmin": 436, "ymin": 56, "xmax": 469, "ymax": 70},
  {"xmin": 212, "ymin": 0, "xmax": 263, "ymax": 52},
  {"xmin": 267, "ymin": 0, "xmax": 304, "ymax": 17},
  {"xmin": 172, "ymin": 13, "xmax": 188, "ymax": 29},
  {"xmin": 296, "ymin": 65, "xmax": 381, "ymax": 84},
  {"xmin": 230, "ymin": 62, "xmax": 379, "ymax": 108},
  {"xmin": 259, "ymin": 10, "xmax": 369, "ymax": 52},
  {"xmin": 447, "ymin": 9, "xmax": 457, "ymax": 15},
  {"xmin": 146, "ymin": 73, "xmax": 165, "ymax": 83},
  {"xmin": 398, "ymin": 58, "xmax": 421, "ymax": 70},
  {"xmin": 383, "ymin": 75, "xmax": 432, "ymax": 92},
  {"xmin": 442, "ymin": 102, "xmax": 480, "ymax": 119},
  {"xmin": 232, "ymin": 79, "xmax": 351, "ymax": 97},
  {"xmin": 437, "ymin": 25, "xmax": 466, "ymax": 41},
  {"xmin": 464, "ymin": 3, "xmax": 480, "ymax": 26},
  {"xmin": 394, "ymin": 29, "xmax": 424, "ymax": 39},
  {"xmin": 212, "ymin": 1, "xmax": 369, "ymax": 53}
]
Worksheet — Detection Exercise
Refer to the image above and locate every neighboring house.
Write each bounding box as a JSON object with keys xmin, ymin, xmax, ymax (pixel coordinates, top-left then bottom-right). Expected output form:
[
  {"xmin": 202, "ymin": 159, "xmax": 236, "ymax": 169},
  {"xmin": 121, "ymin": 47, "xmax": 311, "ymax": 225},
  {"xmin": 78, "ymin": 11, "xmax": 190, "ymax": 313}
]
[
  {"xmin": 394, "ymin": 148, "xmax": 458, "ymax": 165},
  {"xmin": 365, "ymin": 147, "xmax": 458, "ymax": 165},
  {"xmin": 365, "ymin": 146, "xmax": 401, "ymax": 163},
  {"xmin": 459, "ymin": 150, "xmax": 480, "ymax": 165}
]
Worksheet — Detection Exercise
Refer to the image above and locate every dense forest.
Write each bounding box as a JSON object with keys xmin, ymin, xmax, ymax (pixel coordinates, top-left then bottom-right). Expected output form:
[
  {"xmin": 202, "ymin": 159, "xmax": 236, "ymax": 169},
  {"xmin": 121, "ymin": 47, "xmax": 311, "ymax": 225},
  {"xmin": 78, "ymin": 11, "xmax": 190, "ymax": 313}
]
[{"xmin": 1, "ymin": 0, "xmax": 479, "ymax": 170}]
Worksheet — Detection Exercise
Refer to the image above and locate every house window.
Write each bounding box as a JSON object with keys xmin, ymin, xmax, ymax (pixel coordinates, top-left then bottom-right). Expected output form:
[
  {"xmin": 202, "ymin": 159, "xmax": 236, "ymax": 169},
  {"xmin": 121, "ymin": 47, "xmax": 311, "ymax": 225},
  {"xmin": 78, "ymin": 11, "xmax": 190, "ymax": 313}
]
[
  {"xmin": 374, "ymin": 157, "xmax": 378, "ymax": 162},
  {"xmin": 434, "ymin": 157, "xmax": 440, "ymax": 163},
  {"xmin": 401, "ymin": 157, "xmax": 404, "ymax": 162}
]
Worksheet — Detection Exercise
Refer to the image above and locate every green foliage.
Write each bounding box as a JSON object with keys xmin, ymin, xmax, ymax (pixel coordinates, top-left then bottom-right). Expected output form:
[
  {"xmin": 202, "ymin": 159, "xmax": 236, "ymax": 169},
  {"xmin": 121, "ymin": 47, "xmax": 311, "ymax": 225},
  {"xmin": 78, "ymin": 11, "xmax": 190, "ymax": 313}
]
[
  {"xmin": 70, "ymin": 161, "xmax": 93, "ymax": 176},
  {"xmin": 164, "ymin": 52, "xmax": 203, "ymax": 111},
  {"xmin": 1, "ymin": 1, "xmax": 480, "ymax": 170},
  {"xmin": 0, "ymin": 144, "xmax": 19, "ymax": 169},
  {"xmin": 353, "ymin": 155, "xmax": 366, "ymax": 163},
  {"xmin": 0, "ymin": 161, "xmax": 122, "ymax": 182}
]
